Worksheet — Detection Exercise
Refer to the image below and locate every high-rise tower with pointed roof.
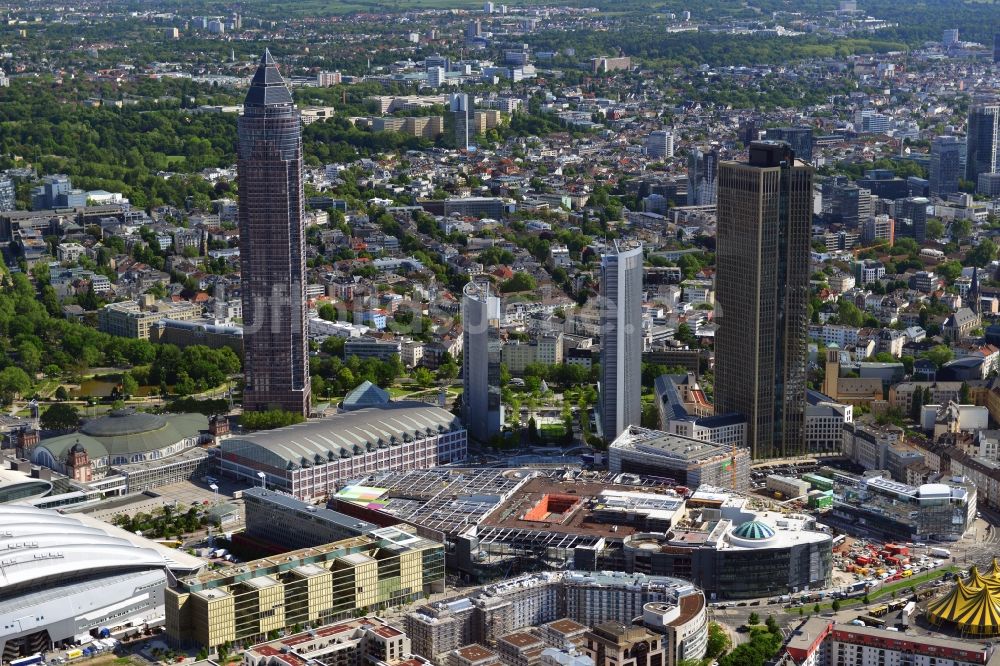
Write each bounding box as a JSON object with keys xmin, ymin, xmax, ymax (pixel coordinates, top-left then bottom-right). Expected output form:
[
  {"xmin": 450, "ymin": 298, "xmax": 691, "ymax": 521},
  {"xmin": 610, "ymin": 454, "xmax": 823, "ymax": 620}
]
[{"xmin": 238, "ymin": 50, "xmax": 311, "ymax": 416}]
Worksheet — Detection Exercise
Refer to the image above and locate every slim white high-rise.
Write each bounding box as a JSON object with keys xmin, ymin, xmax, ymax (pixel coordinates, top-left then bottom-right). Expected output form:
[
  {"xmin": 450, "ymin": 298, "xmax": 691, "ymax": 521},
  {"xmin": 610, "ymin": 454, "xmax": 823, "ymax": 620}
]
[
  {"xmin": 462, "ymin": 281, "xmax": 503, "ymax": 442},
  {"xmin": 645, "ymin": 130, "xmax": 674, "ymax": 159},
  {"xmin": 599, "ymin": 241, "xmax": 644, "ymax": 442}
]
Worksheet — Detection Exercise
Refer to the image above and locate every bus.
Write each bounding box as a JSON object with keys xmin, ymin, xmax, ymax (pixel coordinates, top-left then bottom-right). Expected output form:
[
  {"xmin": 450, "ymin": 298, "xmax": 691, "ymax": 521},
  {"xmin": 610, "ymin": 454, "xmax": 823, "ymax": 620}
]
[
  {"xmin": 869, "ymin": 604, "xmax": 890, "ymax": 617},
  {"xmin": 11, "ymin": 654, "xmax": 44, "ymax": 666}
]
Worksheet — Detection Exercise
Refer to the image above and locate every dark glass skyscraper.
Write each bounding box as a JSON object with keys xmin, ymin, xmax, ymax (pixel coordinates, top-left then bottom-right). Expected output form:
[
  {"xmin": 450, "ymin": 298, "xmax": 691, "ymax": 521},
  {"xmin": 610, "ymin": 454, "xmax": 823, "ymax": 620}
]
[
  {"xmin": 239, "ymin": 50, "xmax": 311, "ymax": 416},
  {"xmin": 715, "ymin": 142, "xmax": 813, "ymax": 459},
  {"xmin": 966, "ymin": 104, "xmax": 1000, "ymax": 184}
]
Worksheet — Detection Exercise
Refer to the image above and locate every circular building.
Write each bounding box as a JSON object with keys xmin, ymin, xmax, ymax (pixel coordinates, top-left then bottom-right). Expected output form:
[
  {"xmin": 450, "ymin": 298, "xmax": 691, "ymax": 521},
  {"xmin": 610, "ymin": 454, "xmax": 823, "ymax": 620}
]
[
  {"xmin": 31, "ymin": 408, "xmax": 210, "ymax": 492},
  {"xmin": 926, "ymin": 561, "xmax": 1000, "ymax": 637},
  {"xmin": 728, "ymin": 520, "xmax": 777, "ymax": 546},
  {"xmin": 621, "ymin": 513, "xmax": 832, "ymax": 600}
]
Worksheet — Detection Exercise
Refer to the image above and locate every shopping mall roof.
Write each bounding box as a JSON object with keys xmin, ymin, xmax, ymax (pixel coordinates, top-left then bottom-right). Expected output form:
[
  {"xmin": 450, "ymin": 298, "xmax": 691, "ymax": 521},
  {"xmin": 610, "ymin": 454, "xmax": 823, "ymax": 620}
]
[{"xmin": 220, "ymin": 402, "xmax": 462, "ymax": 471}]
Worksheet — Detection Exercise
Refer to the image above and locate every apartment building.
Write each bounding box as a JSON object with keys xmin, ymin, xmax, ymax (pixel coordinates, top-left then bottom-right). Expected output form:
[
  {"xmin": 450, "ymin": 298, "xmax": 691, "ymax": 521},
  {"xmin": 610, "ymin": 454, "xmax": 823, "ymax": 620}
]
[
  {"xmin": 781, "ymin": 617, "xmax": 997, "ymax": 666},
  {"xmin": 583, "ymin": 623, "xmax": 664, "ymax": 666},
  {"xmin": 242, "ymin": 616, "xmax": 415, "ymax": 666}
]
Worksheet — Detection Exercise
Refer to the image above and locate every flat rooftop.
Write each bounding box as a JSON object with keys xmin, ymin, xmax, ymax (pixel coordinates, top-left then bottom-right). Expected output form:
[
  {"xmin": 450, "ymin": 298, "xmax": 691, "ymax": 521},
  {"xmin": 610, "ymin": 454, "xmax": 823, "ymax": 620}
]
[
  {"xmin": 455, "ymin": 645, "xmax": 497, "ymax": 662},
  {"xmin": 544, "ymin": 618, "xmax": 588, "ymax": 635},
  {"xmin": 479, "ymin": 476, "xmax": 682, "ymax": 539},
  {"xmin": 499, "ymin": 631, "xmax": 544, "ymax": 648},
  {"xmin": 177, "ymin": 525, "xmax": 438, "ymax": 591}
]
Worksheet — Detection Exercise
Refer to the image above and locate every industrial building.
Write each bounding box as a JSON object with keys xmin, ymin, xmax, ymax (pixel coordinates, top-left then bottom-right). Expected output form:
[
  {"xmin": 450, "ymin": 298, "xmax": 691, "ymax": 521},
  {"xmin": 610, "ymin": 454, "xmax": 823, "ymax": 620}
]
[
  {"xmin": 217, "ymin": 403, "xmax": 467, "ymax": 501},
  {"xmin": 166, "ymin": 525, "xmax": 445, "ymax": 650},
  {"xmin": 0, "ymin": 504, "xmax": 204, "ymax": 659}
]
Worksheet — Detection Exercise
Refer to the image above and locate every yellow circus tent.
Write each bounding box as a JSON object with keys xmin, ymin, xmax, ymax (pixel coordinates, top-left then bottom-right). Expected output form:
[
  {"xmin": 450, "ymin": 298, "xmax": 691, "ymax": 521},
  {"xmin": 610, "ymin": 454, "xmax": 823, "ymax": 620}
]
[
  {"xmin": 989, "ymin": 558, "xmax": 1000, "ymax": 580},
  {"xmin": 926, "ymin": 565, "xmax": 1000, "ymax": 636}
]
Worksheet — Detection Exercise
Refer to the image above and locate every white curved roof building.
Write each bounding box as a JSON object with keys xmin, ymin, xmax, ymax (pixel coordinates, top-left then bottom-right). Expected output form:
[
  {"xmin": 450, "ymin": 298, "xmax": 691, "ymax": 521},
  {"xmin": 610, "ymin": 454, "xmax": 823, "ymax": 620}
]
[
  {"xmin": 0, "ymin": 505, "xmax": 177, "ymax": 659},
  {"xmin": 0, "ymin": 466, "xmax": 53, "ymax": 504}
]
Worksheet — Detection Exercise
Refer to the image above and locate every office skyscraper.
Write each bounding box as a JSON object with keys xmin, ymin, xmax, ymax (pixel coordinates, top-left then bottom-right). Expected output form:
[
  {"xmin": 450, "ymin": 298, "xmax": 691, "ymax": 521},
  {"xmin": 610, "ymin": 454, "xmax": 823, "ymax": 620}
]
[
  {"xmin": 994, "ymin": 33, "xmax": 1000, "ymax": 63},
  {"xmin": 895, "ymin": 196, "xmax": 929, "ymax": 242},
  {"xmin": 462, "ymin": 281, "xmax": 502, "ymax": 441},
  {"xmin": 966, "ymin": 104, "xmax": 1000, "ymax": 184},
  {"xmin": 239, "ymin": 50, "xmax": 311, "ymax": 416},
  {"xmin": 645, "ymin": 130, "xmax": 674, "ymax": 159},
  {"xmin": 687, "ymin": 145, "xmax": 720, "ymax": 206},
  {"xmin": 450, "ymin": 93, "xmax": 471, "ymax": 150},
  {"xmin": 715, "ymin": 142, "xmax": 813, "ymax": 459},
  {"xmin": 0, "ymin": 176, "xmax": 14, "ymax": 212},
  {"xmin": 599, "ymin": 240, "xmax": 643, "ymax": 442},
  {"xmin": 930, "ymin": 135, "xmax": 963, "ymax": 197},
  {"xmin": 764, "ymin": 126, "xmax": 813, "ymax": 162}
]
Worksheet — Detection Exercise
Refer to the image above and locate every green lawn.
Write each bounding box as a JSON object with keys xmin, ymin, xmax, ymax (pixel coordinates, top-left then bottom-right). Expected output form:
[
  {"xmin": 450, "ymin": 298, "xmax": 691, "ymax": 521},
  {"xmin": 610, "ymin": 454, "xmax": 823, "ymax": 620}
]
[
  {"xmin": 796, "ymin": 566, "xmax": 959, "ymax": 613},
  {"xmin": 539, "ymin": 423, "xmax": 567, "ymax": 438}
]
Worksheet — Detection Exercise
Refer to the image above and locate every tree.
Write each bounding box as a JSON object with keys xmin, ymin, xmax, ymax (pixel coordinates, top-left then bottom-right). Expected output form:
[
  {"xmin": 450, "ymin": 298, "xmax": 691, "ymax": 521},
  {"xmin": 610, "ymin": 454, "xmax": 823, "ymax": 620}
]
[
  {"xmin": 318, "ymin": 303, "xmax": 338, "ymax": 321},
  {"xmin": 40, "ymin": 403, "xmax": 80, "ymax": 430},
  {"xmin": 499, "ymin": 272, "xmax": 538, "ymax": 293},
  {"xmin": 414, "ymin": 367, "xmax": 435, "ymax": 388},
  {"xmin": 437, "ymin": 360, "xmax": 459, "ymax": 382},
  {"xmin": 951, "ymin": 218, "xmax": 972, "ymax": 241},
  {"xmin": 965, "ymin": 238, "xmax": 997, "ymax": 267},
  {"xmin": 960, "ymin": 381, "xmax": 971, "ymax": 404},
  {"xmin": 675, "ymin": 323, "xmax": 697, "ymax": 347},
  {"xmin": 240, "ymin": 409, "xmax": 305, "ymax": 431},
  {"xmin": 17, "ymin": 341, "xmax": 42, "ymax": 375},
  {"xmin": 813, "ymin": 603, "xmax": 821, "ymax": 614},
  {"xmin": 121, "ymin": 372, "xmax": 139, "ymax": 397},
  {"xmin": 765, "ymin": 615, "xmax": 780, "ymax": 634},
  {"xmin": 831, "ymin": 599, "xmax": 842, "ymax": 612},
  {"xmin": 926, "ymin": 218, "xmax": 946, "ymax": 240},
  {"xmin": 836, "ymin": 299, "xmax": 864, "ymax": 327},
  {"xmin": 0, "ymin": 367, "xmax": 32, "ymax": 404},
  {"xmin": 705, "ymin": 622, "xmax": 730, "ymax": 659},
  {"xmin": 747, "ymin": 611, "xmax": 760, "ymax": 625},
  {"xmin": 924, "ymin": 345, "xmax": 954, "ymax": 368}
]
